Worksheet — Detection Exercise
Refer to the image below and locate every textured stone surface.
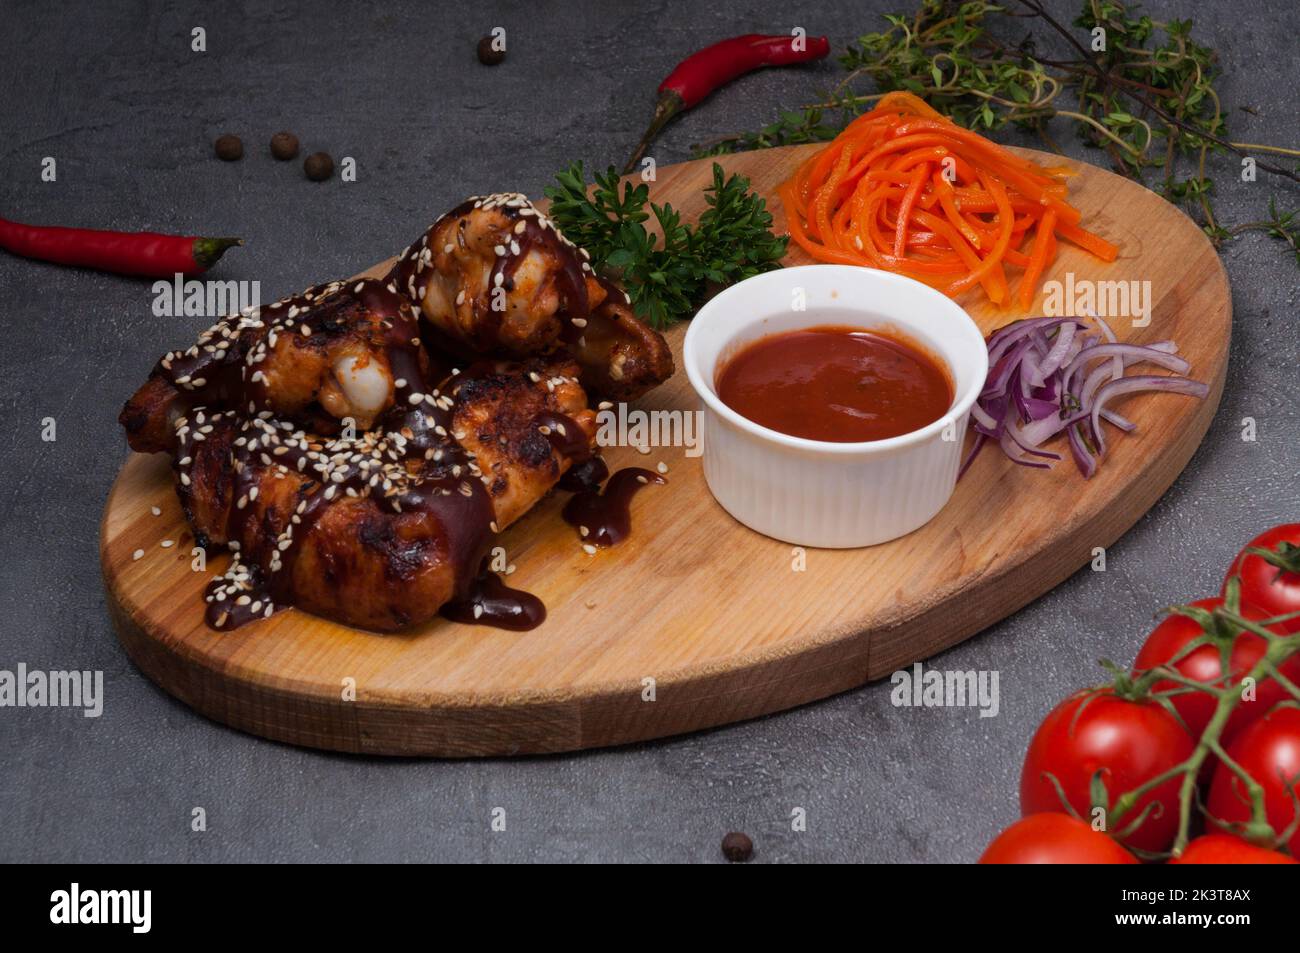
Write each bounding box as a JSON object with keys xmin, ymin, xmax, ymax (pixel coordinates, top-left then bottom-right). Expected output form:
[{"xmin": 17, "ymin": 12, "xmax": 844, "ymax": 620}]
[{"xmin": 0, "ymin": 0, "xmax": 1296, "ymax": 863}]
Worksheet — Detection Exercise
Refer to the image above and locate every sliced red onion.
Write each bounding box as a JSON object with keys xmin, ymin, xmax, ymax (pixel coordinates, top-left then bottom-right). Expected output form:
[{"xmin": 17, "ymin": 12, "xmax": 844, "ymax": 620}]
[
  {"xmin": 1089, "ymin": 310, "xmax": 1124, "ymax": 383},
  {"xmin": 1037, "ymin": 320, "xmax": 1076, "ymax": 379},
  {"xmin": 987, "ymin": 317, "xmax": 1071, "ymax": 368},
  {"xmin": 983, "ymin": 338, "xmax": 1035, "ymax": 397},
  {"xmin": 1067, "ymin": 420, "xmax": 1098, "ymax": 479},
  {"xmin": 1065, "ymin": 343, "xmax": 1191, "ymax": 377},
  {"xmin": 958, "ymin": 432, "xmax": 987, "ymax": 480},
  {"xmin": 1088, "ymin": 375, "xmax": 1209, "ymax": 456},
  {"xmin": 999, "ymin": 429, "xmax": 1052, "ymax": 469},
  {"xmin": 963, "ymin": 316, "xmax": 1206, "ymax": 480},
  {"xmin": 970, "ymin": 401, "xmax": 1000, "ymax": 433},
  {"xmin": 1100, "ymin": 408, "xmax": 1136, "ymax": 432},
  {"xmin": 1006, "ymin": 417, "xmax": 1062, "ymax": 461}
]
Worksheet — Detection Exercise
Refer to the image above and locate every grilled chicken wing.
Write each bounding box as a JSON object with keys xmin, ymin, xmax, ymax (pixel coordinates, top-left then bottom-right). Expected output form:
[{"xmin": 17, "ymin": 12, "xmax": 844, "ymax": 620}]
[
  {"xmin": 158, "ymin": 356, "xmax": 595, "ymax": 631},
  {"xmin": 121, "ymin": 278, "xmax": 427, "ymax": 451},
  {"xmin": 387, "ymin": 193, "xmax": 674, "ymax": 400},
  {"xmin": 118, "ymin": 192, "xmax": 672, "ymax": 634},
  {"xmin": 450, "ymin": 360, "xmax": 596, "ymax": 528}
]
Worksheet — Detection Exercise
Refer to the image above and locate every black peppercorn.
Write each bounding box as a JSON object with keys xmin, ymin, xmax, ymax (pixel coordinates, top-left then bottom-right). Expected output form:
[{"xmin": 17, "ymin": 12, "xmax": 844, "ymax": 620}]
[
  {"xmin": 214, "ymin": 134, "xmax": 243, "ymax": 161},
  {"xmin": 721, "ymin": 831, "xmax": 753, "ymax": 862},
  {"xmin": 304, "ymin": 152, "xmax": 334, "ymax": 182},
  {"xmin": 477, "ymin": 35, "xmax": 505, "ymax": 65},
  {"xmin": 270, "ymin": 132, "xmax": 300, "ymax": 161}
]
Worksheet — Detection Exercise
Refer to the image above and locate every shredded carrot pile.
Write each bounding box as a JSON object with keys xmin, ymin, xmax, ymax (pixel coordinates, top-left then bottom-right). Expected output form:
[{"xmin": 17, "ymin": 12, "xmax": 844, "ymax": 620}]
[{"xmin": 778, "ymin": 91, "xmax": 1119, "ymax": 309}]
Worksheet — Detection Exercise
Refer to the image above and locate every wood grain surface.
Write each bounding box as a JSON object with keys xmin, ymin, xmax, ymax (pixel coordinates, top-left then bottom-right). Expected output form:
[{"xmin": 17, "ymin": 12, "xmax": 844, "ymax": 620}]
[{"xmin": 100, "ymin": 144, "xmax": 1231, "ymax": 756}]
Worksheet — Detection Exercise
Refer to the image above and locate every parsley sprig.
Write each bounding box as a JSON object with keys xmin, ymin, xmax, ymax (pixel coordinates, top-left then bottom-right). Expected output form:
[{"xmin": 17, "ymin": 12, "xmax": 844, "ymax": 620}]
[{"xmin": 544, "ymin": 162, "xmax": 787, "ymax": 329}]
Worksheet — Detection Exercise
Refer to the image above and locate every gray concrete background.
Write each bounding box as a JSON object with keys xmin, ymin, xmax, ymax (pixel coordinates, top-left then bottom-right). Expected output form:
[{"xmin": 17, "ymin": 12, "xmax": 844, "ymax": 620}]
[{"xmin": 0, "ymin": 0, "xmax": 1295, "ymax": 863}]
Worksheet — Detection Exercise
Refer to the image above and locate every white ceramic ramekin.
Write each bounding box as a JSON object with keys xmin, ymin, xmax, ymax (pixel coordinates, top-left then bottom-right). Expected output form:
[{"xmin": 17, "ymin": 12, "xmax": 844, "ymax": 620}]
[{"xmin": 683, "ymin": 265, "xmax": 988, "ymax": 548}]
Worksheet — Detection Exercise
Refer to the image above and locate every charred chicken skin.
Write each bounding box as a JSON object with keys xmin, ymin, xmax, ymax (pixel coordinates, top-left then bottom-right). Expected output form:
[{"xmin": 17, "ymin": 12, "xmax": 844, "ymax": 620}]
[
  {"xmin": 121, "ymin": 278, "xmax": 426, "ymax": 450},
  {"xmin": 387, "ymin": 192, "xmax": 674, "ymax": 401},
  {"xmin": 121, "ymin": 276, "xmax": 599, "ymax": 632}
]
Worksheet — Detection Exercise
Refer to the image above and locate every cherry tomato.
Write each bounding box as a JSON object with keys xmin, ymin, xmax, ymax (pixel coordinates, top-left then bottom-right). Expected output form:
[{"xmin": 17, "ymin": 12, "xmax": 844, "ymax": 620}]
[
  {"xmin": 1207, "ymin": 705, "xmax": 1300, "ymax": 856},
  {"xmin": 1170, "ymin": 833, "xmax": 1296, "ymax": 864},
  {"xmin": 979, "ymin": 813, "xmax": 1138, "ymax": 864},
  {"xmin": 1134, "ymin": 597, "xmax": 1294, "ymax": 744},
  {"xmin": 1020, "ymin": 688, "xmax": 1194, "ymax": 853},
  {"xmin": 1224, "ymin": 524, "xmax": 1300, "ymax": 634}
]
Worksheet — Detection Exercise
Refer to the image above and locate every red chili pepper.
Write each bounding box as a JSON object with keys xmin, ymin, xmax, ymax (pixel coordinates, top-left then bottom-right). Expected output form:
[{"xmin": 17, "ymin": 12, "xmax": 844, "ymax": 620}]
[
  {"xmin": 0, "ymin": 216, "xmax": 241, "ymax": 278},
  {"xmin": 623, "ymin": 32, "xmax": 831, "ymax": 173}
]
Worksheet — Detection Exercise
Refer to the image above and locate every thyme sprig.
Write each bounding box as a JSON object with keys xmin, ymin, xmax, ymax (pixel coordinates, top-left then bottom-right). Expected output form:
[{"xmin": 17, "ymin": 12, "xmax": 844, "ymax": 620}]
[{"xmin": 694, "ymin": 0, "xmax": 1299, "ymax": 264}]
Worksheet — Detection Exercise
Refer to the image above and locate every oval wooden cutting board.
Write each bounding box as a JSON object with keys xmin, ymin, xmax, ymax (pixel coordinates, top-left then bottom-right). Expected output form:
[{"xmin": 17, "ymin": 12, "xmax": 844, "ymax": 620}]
[{"xmin": 101, "ymin": 144, "xmax": 1230, "ymax": 756}]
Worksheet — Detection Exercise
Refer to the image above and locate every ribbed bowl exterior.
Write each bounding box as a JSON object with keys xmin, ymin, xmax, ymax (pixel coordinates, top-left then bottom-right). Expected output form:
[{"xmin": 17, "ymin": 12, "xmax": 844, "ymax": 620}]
[
  {"xmin": 700, "ymin": 402, "xmax": 970, "ymax": 548},
  {"xmin": 684, "ymin": 265, "xmax": 988, "ymax": 550}
]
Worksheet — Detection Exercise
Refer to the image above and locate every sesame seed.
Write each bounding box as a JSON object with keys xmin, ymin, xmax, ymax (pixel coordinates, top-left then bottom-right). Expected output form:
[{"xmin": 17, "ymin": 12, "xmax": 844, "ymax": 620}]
[
  {"xmin": 132, "ymin": 549, "xmax": 144, "ymax": 561},
  {"xmin": 583, "ymin": 544, "xmax": 597, "ymax": 555}
]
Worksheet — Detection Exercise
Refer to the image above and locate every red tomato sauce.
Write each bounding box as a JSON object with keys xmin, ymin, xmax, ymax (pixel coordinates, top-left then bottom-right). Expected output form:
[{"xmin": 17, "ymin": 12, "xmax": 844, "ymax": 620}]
[{"xmin": 715, "ymin": 325, "xmax": 953, "ymax": 442}]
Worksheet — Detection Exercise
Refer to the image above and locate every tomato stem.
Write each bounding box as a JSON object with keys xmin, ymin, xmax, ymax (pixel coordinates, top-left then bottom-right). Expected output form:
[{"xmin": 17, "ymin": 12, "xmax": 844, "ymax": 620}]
[
  {"xmin": 1247, "ymin": 542, "xmax": 1300, "ymax": 578},
  {"xmin": 1104, "ymin": 604, "xmax": 1300, "ymax": 857}
]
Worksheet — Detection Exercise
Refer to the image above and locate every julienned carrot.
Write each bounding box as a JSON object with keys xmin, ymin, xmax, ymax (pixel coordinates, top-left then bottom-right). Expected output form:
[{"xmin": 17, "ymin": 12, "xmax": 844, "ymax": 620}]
[
  {"xmin": 778, "ymin": 91, "xmax": 1119, "ymax": 308},
  {"xmin": 1018, "ymin": 209, "xmax": 1058, "ymax": 309},
  {"xmin": 1056, "ymin": 219, "xmax": 1119, "ymax": 262},
  {"xmin": 893, "ymin": 165, "xmax": 928, "ymax": 257}
]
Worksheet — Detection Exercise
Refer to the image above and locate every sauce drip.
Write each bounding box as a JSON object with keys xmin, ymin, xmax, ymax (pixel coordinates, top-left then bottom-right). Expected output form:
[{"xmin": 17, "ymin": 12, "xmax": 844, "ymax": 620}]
[
  {"xmin": 558, "ymin": 455, "xmax": 609, "ymax": 493},
  {"xmin": 534, "ymin": 410, "xmax": 592, "ymax": 461},
  {"xmin": 562, "ymin": 468, "xmax": 665, "ymax": 547},
  {"xmin": 716, "ymin": 324, "xmax": 953, "ymax": 443},
  {"xmin": 440, "ymin": 560, "xmax": 547, "ymax": 631}
]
